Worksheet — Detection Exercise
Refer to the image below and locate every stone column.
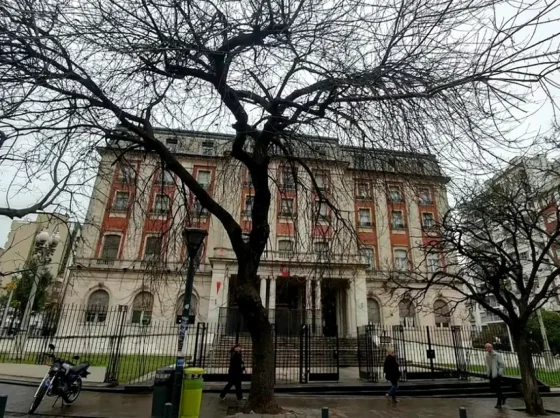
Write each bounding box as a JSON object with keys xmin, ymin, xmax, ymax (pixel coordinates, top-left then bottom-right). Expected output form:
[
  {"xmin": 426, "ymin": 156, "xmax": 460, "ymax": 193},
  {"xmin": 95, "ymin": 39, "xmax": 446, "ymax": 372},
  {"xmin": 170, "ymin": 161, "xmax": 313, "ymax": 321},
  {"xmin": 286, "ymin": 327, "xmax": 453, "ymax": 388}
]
[
  {"xmin": 268, "ymin": 277, "xmax": 276, "ymax": 324},
  {"xmin": 314, "ymin": 280, "xmax": 322, "ymax": 334},
  {"xmin": 305, "ymin": 277, "xmax": 312, "ymax": 325},
  {"xmin": 354, "ymin": 273, "xmax": 369, "ymax": 330},
  {"xmin": 259, "ymin": 276, "xmax": 267, "ymax": 307},
  {"xmin": 346, "ymin": 280, "xmax": 357, "ymax": 337},
  {"xmin": 207, "ymin": 266, "xmax": 227, "ymax": 324}
]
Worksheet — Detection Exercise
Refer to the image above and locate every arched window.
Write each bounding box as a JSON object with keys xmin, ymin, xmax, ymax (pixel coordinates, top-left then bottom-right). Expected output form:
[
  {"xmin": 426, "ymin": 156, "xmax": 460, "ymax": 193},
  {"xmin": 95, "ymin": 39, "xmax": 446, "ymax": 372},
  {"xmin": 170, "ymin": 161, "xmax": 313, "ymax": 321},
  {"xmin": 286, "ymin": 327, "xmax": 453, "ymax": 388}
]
[
  {"xmin": 367, "ymin": 298, "xmax": 381, "ymax": 325},
  {"xmin": 132, "ymin": 292, "xmax": 154, "ymax": 325},
  {"xmin": 434, "ymin": 299, "xmax": 451, "ymax": 328},
  {"xmin": 176, "ymin": 293, "xmax": 199, "ymax": 324},
  {"xmin": 399, "ymin": 298, "xmax": 416, "ymax": 327},
  {"xmin": 86, "ymin": 290, "xmax": 109, "ymax": 323}
]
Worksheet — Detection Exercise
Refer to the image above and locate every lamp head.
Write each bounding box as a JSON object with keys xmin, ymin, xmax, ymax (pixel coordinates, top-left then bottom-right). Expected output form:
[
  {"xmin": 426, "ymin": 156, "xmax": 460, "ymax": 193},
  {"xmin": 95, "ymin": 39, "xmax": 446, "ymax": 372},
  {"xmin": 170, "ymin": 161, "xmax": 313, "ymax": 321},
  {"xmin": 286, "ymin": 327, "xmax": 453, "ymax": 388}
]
[{"xmin": 182, "ymin": 227, "xmax": 208, "ymax": 257}]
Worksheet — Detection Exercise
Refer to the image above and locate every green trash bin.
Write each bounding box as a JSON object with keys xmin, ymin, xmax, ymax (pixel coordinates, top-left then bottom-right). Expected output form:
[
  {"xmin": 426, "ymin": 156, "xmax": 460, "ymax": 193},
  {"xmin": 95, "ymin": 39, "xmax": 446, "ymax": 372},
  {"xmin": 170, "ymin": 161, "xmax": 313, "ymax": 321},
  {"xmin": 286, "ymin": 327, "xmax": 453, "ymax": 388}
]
[
  {"xmin": 151, "ymin": 367, "xmax": 175, "ymax": 418},
  {"xmin": 180, "ymin": 367, "xmax": 205, "ymax": 418}
]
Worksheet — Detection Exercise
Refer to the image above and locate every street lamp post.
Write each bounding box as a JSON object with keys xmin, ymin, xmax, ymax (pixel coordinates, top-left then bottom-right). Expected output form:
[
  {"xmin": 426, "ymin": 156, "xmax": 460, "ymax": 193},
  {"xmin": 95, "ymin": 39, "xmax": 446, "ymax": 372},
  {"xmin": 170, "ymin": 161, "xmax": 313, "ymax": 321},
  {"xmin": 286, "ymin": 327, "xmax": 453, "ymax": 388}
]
[
  {"xmin": 14, "ymin": 228, "xmax": 59, "ymax": 359},
  {"xmin": 171, "ymin": 227, "xmax": 207, "ymax": 418}
]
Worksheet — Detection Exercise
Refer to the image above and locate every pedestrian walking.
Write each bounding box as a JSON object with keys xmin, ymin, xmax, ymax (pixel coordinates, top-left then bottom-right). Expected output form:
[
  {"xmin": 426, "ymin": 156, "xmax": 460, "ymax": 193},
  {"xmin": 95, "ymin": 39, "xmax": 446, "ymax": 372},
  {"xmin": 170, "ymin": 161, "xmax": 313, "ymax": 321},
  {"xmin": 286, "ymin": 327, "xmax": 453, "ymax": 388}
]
[
  {"xmin": 219, "ymin": 344, "xmax": 245, "ymax": 402},
  {"xmin": 485, "ymin": 343, "xmax": 506, "ymax": 408},
  {"xmin": 383, "ymin": 348, "xmax": 401, "ymax": 403}
]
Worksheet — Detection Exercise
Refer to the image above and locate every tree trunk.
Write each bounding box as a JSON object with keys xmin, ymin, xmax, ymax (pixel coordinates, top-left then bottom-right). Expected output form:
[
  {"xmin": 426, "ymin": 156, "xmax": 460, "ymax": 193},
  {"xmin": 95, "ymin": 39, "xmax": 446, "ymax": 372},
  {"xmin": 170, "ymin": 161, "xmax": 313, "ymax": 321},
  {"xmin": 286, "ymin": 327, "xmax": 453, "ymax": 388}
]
[
  {"xmin": 514, "ymin": 331, "xmax": 546, "ymax": 415},
  {"xmin": 236, "ymin": 265, "xmax": 281, "ymax": 414}
]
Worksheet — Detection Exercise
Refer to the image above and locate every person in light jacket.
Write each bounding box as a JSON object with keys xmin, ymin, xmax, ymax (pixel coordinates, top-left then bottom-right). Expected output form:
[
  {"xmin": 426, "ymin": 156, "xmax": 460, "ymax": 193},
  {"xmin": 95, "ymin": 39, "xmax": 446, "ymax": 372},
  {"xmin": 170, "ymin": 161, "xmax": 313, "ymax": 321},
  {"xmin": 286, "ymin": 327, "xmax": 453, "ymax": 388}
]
[
  {"xmin": 383, "ymin": 348, "xmax": 401, "ymax": 403},
  {"xmin": 485, "ymin": 343, "xmax": 506, "ymax": 408}
]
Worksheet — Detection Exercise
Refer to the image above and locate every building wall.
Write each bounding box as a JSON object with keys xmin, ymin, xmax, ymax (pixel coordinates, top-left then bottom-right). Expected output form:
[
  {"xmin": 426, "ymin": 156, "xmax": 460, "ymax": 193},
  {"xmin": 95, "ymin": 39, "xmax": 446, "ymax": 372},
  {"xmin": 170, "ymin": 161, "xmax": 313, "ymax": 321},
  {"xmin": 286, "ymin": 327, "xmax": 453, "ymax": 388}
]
[
  {"xmin": 67, "ymin": 129, "xmax": 465, "ymax": 333},
  {"xmin": 0, "ymin": 214, "xmax": 71, "ymax": 290}
]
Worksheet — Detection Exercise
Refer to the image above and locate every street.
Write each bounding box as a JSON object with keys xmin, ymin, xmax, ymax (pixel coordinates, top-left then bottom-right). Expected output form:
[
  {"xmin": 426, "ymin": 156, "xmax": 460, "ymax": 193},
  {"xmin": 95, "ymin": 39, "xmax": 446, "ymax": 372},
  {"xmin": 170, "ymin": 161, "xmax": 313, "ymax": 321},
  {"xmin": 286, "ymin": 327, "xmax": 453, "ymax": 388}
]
[{"xmin": 2, "ymin": 383, "xmax": 560, "ymax": 417}]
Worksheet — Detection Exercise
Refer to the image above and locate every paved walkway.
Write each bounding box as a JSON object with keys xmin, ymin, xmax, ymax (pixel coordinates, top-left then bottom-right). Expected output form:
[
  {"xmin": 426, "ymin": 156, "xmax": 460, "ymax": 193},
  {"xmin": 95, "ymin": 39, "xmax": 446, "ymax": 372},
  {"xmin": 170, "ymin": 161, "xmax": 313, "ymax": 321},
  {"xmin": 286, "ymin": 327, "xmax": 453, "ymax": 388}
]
[{"xmin": 2, "ymin": 383, "xmax": 560, "ymax": 417}]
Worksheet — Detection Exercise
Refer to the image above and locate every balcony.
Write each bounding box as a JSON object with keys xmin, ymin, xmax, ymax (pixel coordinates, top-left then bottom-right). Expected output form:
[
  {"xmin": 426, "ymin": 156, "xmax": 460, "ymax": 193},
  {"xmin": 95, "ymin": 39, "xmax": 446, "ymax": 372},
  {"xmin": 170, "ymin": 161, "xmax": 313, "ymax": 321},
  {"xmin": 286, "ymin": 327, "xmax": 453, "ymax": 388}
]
[
  {"xmin": 74, "ymin": 258, "xmax": 212, "ymax": 273},
  {"xmin": 210, "ymin": 248, "xmax": 368, "ymax": 266}
]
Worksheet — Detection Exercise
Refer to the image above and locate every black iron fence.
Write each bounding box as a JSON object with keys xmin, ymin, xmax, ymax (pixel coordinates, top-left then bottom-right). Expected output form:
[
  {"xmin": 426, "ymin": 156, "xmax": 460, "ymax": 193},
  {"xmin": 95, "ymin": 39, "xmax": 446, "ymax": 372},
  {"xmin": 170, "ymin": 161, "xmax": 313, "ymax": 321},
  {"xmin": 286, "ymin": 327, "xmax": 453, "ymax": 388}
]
[
  {"xmin": 357, "ymin": 324, "xmax": 560, "ymax": 386},
  {"xmin": 0, "ymin": 304, "xmax": 340, "ymax": 385},
  {"xmin": 191, "ymin": 320, "xmax": 339, "ymax": 384}
]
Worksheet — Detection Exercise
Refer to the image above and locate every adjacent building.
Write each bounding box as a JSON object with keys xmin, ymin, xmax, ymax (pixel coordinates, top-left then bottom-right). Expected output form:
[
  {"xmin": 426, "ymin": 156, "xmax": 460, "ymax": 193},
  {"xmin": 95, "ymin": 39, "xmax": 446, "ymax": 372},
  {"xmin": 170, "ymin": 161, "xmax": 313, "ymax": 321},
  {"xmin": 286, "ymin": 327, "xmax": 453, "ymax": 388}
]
[
  {"xmin": 469, "ymin": 155, "xmax": 560, "ymax": 330},
  {"xmin": 65, "ymin": 128, "xmax": 467, "ymax": 336}
]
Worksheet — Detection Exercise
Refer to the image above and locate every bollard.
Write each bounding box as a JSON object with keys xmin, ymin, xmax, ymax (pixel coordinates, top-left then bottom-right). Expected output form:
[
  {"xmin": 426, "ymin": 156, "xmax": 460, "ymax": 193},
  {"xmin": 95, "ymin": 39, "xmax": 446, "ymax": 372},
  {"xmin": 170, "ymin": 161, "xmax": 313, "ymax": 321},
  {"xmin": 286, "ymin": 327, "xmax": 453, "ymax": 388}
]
[
  {"xmin": 164, "ymin": 403, "xmax": 173, "ymax": 418},
  {"xmin": 0, "ymin": 394, "xmax": 7, "ymax": 418},
  {"xmin": 321, "ymin": 407, "xmax": 329, "ymax": 418},
  {"xmin": 459, "ymin": 407, "xmax": 467, "ymax": 418}
]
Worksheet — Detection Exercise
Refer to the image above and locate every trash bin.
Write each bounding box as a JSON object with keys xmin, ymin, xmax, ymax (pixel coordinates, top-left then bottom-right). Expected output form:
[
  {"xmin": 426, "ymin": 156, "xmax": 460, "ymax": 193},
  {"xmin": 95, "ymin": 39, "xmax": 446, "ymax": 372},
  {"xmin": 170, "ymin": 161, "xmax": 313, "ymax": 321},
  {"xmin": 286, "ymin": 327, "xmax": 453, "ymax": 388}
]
[
  {"xmin": 151, "ymin": 367, "xmax": 175, "ymax": 418},
  {"xmin": 179, "ymin": 367, "xmax": 204, "ymax": 418}
]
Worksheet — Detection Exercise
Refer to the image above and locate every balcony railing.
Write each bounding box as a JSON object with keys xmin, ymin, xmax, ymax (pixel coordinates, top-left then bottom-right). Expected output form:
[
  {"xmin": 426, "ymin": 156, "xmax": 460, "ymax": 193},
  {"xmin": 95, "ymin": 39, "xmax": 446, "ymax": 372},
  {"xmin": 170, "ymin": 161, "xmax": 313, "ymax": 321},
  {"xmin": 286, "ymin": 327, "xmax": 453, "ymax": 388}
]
[{"xmin": 210, "ymin": 248, "xmax": 368, "ymax": 265}]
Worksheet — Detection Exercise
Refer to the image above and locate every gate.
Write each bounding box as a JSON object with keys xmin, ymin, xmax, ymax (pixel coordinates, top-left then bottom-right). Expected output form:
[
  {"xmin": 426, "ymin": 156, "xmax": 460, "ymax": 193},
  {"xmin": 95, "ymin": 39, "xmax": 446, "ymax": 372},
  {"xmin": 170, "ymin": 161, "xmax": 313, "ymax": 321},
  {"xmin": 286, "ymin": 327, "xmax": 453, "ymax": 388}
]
[
  {"xmin": 104, "ymin": 305, "xmax": 128, "ymax": 383},
  {"xmin": 357, "ymin": 325, "xmax": 399, "ymax": 382},
  {"xmin": 299, "ymin": 324, "xmax": 339, "ymax": 383}
]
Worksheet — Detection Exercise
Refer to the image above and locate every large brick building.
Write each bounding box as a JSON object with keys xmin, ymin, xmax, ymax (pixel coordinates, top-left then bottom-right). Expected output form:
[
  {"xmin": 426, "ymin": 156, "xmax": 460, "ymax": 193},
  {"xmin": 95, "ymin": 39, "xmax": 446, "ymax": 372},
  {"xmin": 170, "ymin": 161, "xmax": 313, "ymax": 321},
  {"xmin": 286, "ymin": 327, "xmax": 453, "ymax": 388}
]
[{"xmin": 65, "ymin": 129, "xmax": 467, "ymax": 336}]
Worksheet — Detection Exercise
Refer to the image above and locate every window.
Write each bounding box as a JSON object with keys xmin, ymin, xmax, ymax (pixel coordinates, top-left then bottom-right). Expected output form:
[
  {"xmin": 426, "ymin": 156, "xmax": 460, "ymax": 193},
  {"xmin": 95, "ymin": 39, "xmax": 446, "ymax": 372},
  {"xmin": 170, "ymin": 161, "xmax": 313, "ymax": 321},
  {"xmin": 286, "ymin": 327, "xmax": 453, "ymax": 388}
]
[
  {"xmin": 144, "ymin": 236, "xmax": 162, "ymax": 261},
  {"xmin": 519, "ymin": 251, "xmax": 529, "ymax": 260},
  {"xmin": 192, "ymin": 199, "xmax": 208, "ymax": 217},
  {"xmin": 201, "ymin": 140, "xmax": 214, "ymax": 155},
  {"xmin": 245, "ymin": 171, "xmax": 253, "ymax": 188},
  {"xmin": 358, "ymin": 209, "xmax": 372, "ymax": 227},
  {"xmin": 101, "ymin": 235, "xmax": 121, "ymax": 260},
  {"xmin": 391, "ymin": 211, "xmax": 405, "ymax": 229},
  {"xmin": 197, "ymin": 171, "xmax": 211, "ymax": 189},
  {"xmin": 316, "ymin": 147, "xmax": 327, "ymax": 157},
  {"xmin": 112, "ymin": 191, "xmax": 129, "ymax": 212},
  {"xmin": 367, "ymin": 298, "xmax": 381, "ymax": 325},
  {"xmin": 278, "ymin": 240, "xmax": 294, "ymax": 256},
  {"xmin": 166, "ymin": 137, "xmax": 178, "ymax": 145},
  {"xmin": 282, "ymin": 170, "xmax": 296, "ymax": 189},
  {"xmin": 159, "ymin": 170, "xmax": 175, "ymax": 185},
  {"xmin": 315, "ymin": 172, "xmax": 327, "ymax": 190},
  {"xmin": 389, "ymin": 187, "xmax": 402, "ymax": 203},
  {"xmin": 427, "ymin": 252, "xmax": 440, "ymax": 273},
  {"xmin": 86, "ymin": 290, "xmax": 109, "ymax": 323},
  {"xmin": 315, "ymin": 201, "xmax": 329, "ymax": 221},
  {"xmin": 361, "ymin": 247, "xmax": 375, "ymax": 270},
  {"xmin": 354, "ymin": 155, "xmax": 366, "ymax": 169},
  {"xmin": 244, "ymin": 195, "xmax": 254, "ymax": 215},
  {"xmin": 176, "ymin": 293, "xmax": 199, "ymax": 324},
  {"xmin": 280, "ymin": 198, "xmax": 294, "ymax": 216},
  {"xmin": 314, "ymin": 241, "xmax": 329, "ymax": 254},
  {"xmin": 356, "ymin": 183, "xmax": 370, "ymax": 199},
  {"xmin": 153, "ymin": 194, "xmax": 170, "ymax": 214},
  {"xmin": 119, "ymin": 165, "xmax": 136, "ymax": 184},
  {"xmin": 399, "ymin": 298, "xmax": 416, "ymax": 327},
  {"xmin": 422, "ymin": 213, "xmax": 434, "ymax": 230},
  {"xmin": 132, "ymin": 292, "xmax": 154, "ymax": 325},
  {"xmin": 394, "ymin": 249, "xmax": 408, "ymax": 271},
  {"xmin": 434, "ymin": 299, "xmax": 451, "ymax": 328},
  {"xmin": 419, "ymin": 188, "xmax": 432, "ymax": 205}
]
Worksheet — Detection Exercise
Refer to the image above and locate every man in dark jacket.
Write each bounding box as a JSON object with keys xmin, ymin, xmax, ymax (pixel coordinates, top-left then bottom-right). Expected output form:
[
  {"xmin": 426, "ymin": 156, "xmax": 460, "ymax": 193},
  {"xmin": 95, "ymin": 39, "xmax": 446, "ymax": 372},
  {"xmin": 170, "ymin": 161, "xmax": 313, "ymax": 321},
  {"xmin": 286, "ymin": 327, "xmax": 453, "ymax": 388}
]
[
  {"xmin": 383, "ymin": 348, "xmax": 401, "ymax": 403},
  {"xmin": 219, "ymin": 344, "xmax": 245, "ymax": 401}
]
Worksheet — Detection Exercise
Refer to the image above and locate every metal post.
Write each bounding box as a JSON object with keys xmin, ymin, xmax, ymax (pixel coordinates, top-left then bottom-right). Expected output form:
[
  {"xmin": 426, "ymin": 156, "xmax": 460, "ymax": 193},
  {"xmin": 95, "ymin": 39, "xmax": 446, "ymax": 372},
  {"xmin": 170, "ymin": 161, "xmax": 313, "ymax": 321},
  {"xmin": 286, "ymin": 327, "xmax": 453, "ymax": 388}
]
[
  {"xmin": 0, "ymin": 394, "xmax": 7, "ymax": 418},
  {"xmin": 171, "ymin": 254, "xmax": 196, "ymax": 418},
  {"xmin": 321, "ymin": 407, "xmax": 329, "ymax": 418},
  {"xmin": 14, "ymin": 266, "xmax": 43, "ymax": 359},
  {"xmin": 537, "ymin": 309, "xmax": 553, "ymax": 367},
  {"xmin": 163, "ymin": 402, "xmax": 173, "ymax": 418},
  {"xmin": 459, "ymin": 407, "xmax": 467, "ymax": 418}
]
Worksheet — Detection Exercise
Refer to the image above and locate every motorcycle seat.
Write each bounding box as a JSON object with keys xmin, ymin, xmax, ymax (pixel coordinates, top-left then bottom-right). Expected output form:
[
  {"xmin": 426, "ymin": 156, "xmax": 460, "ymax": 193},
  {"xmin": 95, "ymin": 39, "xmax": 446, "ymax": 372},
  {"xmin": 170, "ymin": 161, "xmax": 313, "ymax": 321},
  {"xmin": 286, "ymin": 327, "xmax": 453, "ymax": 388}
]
[{"xmin": 70, "ymin": 363, "xmax": 90, "ymax": 374}]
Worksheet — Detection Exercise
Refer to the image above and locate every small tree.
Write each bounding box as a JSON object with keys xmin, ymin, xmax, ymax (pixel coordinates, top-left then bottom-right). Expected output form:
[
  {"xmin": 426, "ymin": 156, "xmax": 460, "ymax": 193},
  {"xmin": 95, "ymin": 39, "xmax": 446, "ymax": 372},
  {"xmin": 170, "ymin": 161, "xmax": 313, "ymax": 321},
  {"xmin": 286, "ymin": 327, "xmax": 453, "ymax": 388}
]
[
  {"xmin": 11, "ymin": 262, "xmax": 53, "ymax": 314},
  {"xmin": 390, "ymin": 163, "xmax": 560, "ymax": 415},
  {"xmin": 528, "ymin": 310, "xmax": 560, "ymax": 356}
]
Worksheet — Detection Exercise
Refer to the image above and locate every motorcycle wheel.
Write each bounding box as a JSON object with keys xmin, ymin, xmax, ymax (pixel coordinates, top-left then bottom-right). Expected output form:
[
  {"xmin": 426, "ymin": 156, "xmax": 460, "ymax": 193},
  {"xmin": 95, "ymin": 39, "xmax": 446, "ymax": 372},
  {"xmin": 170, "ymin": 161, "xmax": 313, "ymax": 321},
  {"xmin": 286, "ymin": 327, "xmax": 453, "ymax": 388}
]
[
  {"xmin": 62, "ymin": 377, "xmax": 82, "ymax": 403},
  {"xmin": 29, "ymin": 383, "xmax": 48, "ymax": 414}
]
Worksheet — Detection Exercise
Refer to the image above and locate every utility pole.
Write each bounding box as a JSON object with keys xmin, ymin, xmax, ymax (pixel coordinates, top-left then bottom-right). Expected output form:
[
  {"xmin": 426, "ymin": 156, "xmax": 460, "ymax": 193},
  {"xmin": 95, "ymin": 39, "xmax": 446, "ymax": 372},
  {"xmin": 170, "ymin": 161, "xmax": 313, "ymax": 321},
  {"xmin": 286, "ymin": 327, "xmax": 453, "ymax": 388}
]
[{"xmin": 536, "ymin": 308, "xmax": 553, "ymax": 367}]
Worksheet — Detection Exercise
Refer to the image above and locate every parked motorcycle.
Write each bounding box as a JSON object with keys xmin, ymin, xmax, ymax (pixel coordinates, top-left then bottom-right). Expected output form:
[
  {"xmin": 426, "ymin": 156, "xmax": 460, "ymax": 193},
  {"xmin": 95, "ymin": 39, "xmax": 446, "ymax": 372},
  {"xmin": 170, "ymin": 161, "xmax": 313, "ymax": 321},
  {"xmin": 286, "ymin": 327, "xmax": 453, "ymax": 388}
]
[{"xmin": 29, "ymin": 343, "xmax": 90, "ymax": 414}]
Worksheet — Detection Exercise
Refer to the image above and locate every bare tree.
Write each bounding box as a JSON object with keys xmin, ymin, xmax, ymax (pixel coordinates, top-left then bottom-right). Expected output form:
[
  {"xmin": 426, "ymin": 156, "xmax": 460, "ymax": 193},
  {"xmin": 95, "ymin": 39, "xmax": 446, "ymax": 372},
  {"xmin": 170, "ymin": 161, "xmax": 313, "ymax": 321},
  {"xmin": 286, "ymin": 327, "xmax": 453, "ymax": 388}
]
[
  {"xmin": 1, "ymin": 0, "xmax": 560, "ymax": 412},
  {"xmin": 390, "ymin": 160, "xmax": 560, "ymax": 415}
]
